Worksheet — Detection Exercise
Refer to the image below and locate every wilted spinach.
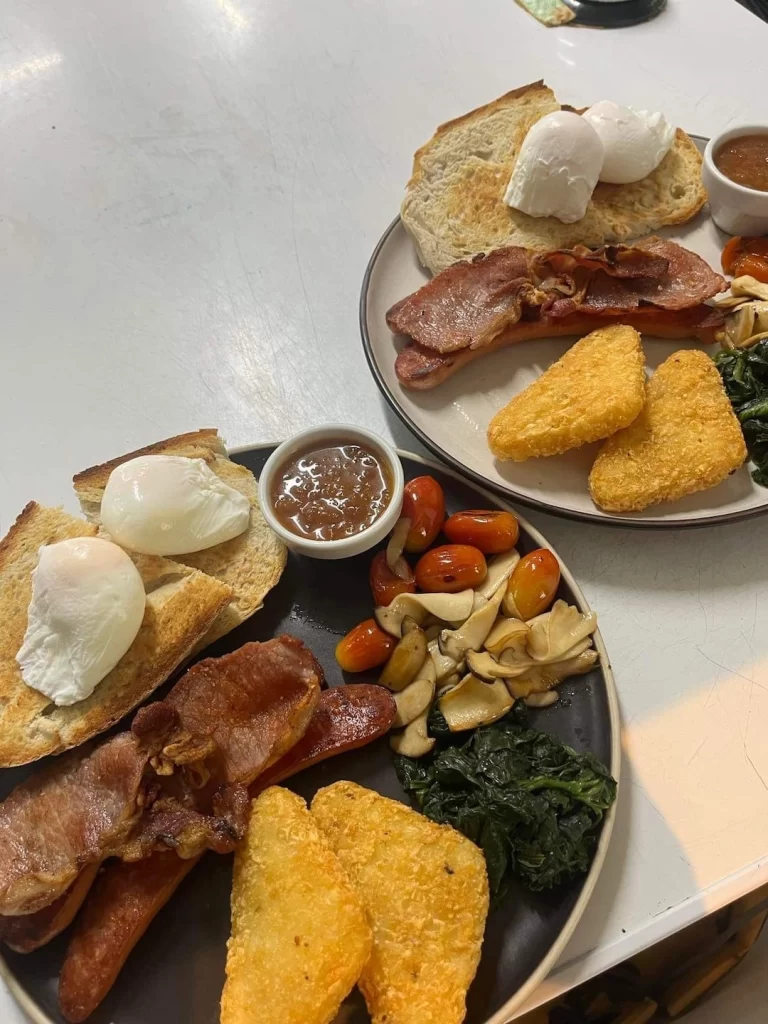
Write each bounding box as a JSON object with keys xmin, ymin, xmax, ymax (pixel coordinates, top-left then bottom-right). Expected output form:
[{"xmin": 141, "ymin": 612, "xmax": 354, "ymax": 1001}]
[
  {"xmin": 715, "ymin": 341, "xmax": 768, "ymax": 486},
  {"xmin": 394, "ymin": 705, "xmax": 616, "ymax": 896}
]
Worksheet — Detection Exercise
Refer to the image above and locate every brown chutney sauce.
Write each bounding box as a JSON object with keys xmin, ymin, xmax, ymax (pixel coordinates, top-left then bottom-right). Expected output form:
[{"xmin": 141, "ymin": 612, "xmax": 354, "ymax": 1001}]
[
  {"xmin": 715, "ymin": 134, "xmax": 768, "ymax": 192},
  {"xmin": 271, "ymin": 440, "xmax": 393, "ymax": 541}
]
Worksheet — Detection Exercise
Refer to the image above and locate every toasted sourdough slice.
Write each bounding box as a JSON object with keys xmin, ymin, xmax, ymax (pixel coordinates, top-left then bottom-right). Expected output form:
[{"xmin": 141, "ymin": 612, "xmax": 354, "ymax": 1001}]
[
  {"xmin": 488, "ymin": 325, "xmax": 647, "ymax": 461},
  {"xmin": 221, "ymin": 787, "xmax": 372, "ymax": 1024},
  {"xmin": 589, "ymin": 349, "xmax": 747, "ymax": 512},
  {"xmin": 73, "ymin": 428, "xmax": 286, "ymax": 647},
  {"xmin": 0, "ymin": 502, "xmax": 232, "ymax": 766},
  {"xmin": 402, "ymin": 81, "xmax": 708, "ymax": 274},
  {"xmin": 312, "ymin": 781, "xmax": 489, "ymax": 1024}
]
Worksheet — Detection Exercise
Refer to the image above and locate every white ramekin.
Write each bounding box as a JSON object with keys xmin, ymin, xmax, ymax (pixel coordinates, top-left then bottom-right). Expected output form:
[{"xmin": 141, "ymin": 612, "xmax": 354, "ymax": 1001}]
[
  {"xmin": 703, "ymin": 125, "xmax": 768, "ymax": 236},
  {"xmin": 258, "ymin": 424, "xmax": 404, "ymax": 560}
]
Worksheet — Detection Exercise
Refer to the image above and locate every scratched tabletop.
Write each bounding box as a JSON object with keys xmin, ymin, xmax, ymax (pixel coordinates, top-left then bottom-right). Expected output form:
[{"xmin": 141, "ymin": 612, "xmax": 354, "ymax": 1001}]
[{"xmin": 2, "ymin": 0, "xmax": 768, "ymax": 1019}]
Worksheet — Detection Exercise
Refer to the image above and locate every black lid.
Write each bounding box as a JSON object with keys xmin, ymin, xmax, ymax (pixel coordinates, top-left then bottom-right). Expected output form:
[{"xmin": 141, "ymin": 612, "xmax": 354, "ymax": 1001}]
[{"xmin": 563, "ymin": 0, "xmax": 667, "ymax": 27}]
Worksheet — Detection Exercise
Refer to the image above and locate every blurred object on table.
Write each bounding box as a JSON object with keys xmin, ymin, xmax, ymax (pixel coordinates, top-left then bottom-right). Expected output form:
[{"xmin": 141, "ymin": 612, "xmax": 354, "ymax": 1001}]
[
  {"xmin": 516, "ymin": 881, "xmax": 768, "ymax": 1021},
  {"xmin": 514, "ymin": 0, "xmax": 576, "ymax": 24},
  {"xmin": 564, "ymin": 0, "xmax": 667, "ymax": 26},
  {"xmin": 737, "ymin": 0, "xmax": 768, "ymax": 23}
]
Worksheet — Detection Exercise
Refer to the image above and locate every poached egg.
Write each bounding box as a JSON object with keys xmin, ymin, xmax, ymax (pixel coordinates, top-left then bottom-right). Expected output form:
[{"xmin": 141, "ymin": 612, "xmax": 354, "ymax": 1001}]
[
  {"xmin": 504, "ymin": 110, "xmax": 604, "ymax": 224},
  {"xmin": 583, "ymin": 101, "xmax": 675, "ymax": 184},
  {"xmin": 101, "ymin": 455, "xmax": 251, "ymax": 556},
  {"xmin": 17, "ymin": 537, "xmax": 146, "ymax": 707}
]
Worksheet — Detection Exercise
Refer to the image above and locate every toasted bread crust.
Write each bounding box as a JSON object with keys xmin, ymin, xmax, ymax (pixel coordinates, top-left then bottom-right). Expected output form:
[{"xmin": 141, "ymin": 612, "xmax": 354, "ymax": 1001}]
[
  {"xmin": 402, "ymin": 83, "xmax": 707, "ymax": 274},
  {"xmin": 406, "ymin": 81, "xmax": 552, "ymax": 192},
  {"xmin": 72, "ymin": 428, "xmax": 225, "ymax": 497},
  {"xmin": 0, "ymin": 503, "xmax": 233, "ymax": 766}
]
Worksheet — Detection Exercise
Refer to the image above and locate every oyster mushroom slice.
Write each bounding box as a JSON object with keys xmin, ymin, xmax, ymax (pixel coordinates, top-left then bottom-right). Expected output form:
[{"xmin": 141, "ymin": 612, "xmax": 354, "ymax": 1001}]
[
  {"xmin": 389, "ymin": 708, "xmax": 435, "ymax": 758},
  {"xmin": 506, "ymin": 648, "xmax": 599, "ymax": 699},
  {"xmin": 437, "ymin": 671, "xmax": 462, "ymax": 696},
  {"xmin": 437, "ymin": 582, "xmax": 506, "ymax": 662},
  {"xmin": 731, "ymin": 275, "xmax": 768, "ymax": 301},
  {"xmin": 754, "ymin": 302, "xmax": 768, "ymax": 335},
  {"xmin": 428, "ymin": 637, "xmax": 463, "ymax": 683},
  {"xmin": 466, "ymin": 649, "xmax": 528, "ymax": 683},
  {"xmin": 386, "ymin": 516, "xmax": 412, "ymax": 579},
  {"xmin": 415, "ymin": 651, "xmax": 437, "ymax": 686},
  {"xmin": 374, "ymin": 590, "xmax": 475, "ymax": 638},
  {"xmin": 379, "ymin": 626, "xmax": 428, "ymax": 691},
  {"xmin": 526, "ymin": 600, "xmax": 597, "ymax": 663},
  {"xmin": 724, "ymin": 303, "xmax": 756, "ymax": 349},
  {"xmin": 713, "ymin": 295, "xmax": 752, "ymax": 310},
  {"xmin": 475, "ymin": 548, "xmax": 520, "ymax": 600},
  {"xmin": 439, "ymin": 674, "xmax": 514, "ymax": 732},
  {"xmin": 525, "ymin": 691, "xmax": 558, "ymax": 708},
  {"xmin": 392, "ymin": 677, "xmax": 436, "ymax": 729},
  {"xmin": 484, "ymin": 617, "xmax": 529, "ymax": 658}
]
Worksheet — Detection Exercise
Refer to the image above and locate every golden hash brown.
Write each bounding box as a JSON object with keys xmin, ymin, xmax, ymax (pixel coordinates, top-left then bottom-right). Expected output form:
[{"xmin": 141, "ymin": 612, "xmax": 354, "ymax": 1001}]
[
  {"xmin": 220, "ymin": 787, "xmax": 372, "ymax": 1024},
  {"xmin": 311, "ymin": 781, "xmax": 488, "ymax": 1024},
  {"xmin": 487, "ymin": 325, "xmax": 646, "ymax": 461},
  {"xmin": 589, "ymin": 348, "xmax": 747, "ymax": 512}
]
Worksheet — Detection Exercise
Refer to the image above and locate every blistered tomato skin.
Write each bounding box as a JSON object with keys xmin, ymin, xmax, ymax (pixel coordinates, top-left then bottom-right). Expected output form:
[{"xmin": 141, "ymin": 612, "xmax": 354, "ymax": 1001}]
[
  {"xmin": 335, "ymin": 619, "xmax": 396, "ymax": 673},
  {"xmin": 401, "ymin": 477, "xmax": 446, "ymax": 553},
  {"xmin": 507, "ymin": 549, "xmax": 560, "ymax": 621},
  {"xmin": 443, "ymin": 510, "xmax": 519, "ymax": 554},
  {"xmin": 414, "ymin": 544, "xmax": 487, "ymax": 593},
  {"xmin": 369, "ymin": 551, "xmax": 415, "ymax": 607},
  {"xmin": 721, "ymin": 236, "xmax": 768, "ymax": 283}
]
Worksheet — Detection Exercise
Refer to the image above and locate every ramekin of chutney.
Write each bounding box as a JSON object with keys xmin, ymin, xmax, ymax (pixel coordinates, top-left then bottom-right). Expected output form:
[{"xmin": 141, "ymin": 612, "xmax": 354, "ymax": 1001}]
[
  {"xmin": 704, "ymin": 125, "xmax": 768, "ymax": 236},
  {"xmin": 259, "ymin": 425, "xmax": 404, "ymax": 559}
]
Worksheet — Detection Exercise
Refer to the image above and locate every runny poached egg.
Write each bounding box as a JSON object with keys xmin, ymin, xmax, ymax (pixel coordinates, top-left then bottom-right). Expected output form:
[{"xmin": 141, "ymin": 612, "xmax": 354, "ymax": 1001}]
[
  {"xmin": 100, "ymin": 455, "xmax": 251, "ymax": 556},
  {"xmin": 17, "ymin": 537, "xmax": 146, "ymax": 707},
  {"xmin": 504, "ymin": 110, "xmax": 604, "ymax": 224},
  {"xmin": 582, "ymin": 101, "xmax": 675, "ymax": 184}
]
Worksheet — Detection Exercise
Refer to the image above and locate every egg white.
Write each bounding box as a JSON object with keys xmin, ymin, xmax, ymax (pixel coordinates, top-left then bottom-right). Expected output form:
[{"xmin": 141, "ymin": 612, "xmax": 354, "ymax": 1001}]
[
  {"xmin": 17, "ymin": 537, "xmax": 146, "ymax": 706},
  {"xmin": 101, "ymin": 455, "xmax": 251, "ymax": 556}
]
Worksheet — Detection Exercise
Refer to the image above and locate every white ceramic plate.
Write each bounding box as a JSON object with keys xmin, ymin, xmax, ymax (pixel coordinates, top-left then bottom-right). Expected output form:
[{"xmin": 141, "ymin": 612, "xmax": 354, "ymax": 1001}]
[{"xmin": 361, "ymin": 138, "xmax": 767, "ymax": 527}]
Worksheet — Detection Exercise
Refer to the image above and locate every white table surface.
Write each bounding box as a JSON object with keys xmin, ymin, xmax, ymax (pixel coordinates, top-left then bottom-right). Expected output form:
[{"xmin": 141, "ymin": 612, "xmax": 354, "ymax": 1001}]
[{"xmin": 2, "ymin": 0, "xmax": 768, "ymax": 1020}]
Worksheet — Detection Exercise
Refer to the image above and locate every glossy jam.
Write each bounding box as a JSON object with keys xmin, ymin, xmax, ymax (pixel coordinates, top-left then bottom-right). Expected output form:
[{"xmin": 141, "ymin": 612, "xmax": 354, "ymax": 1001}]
[
  {"xmin": 715, "ymin": 135, "xmax": 768, "ymax": 192},
  {"xmin": 271, "ymin": 441, "xmax": 392, "ymax": 542}
]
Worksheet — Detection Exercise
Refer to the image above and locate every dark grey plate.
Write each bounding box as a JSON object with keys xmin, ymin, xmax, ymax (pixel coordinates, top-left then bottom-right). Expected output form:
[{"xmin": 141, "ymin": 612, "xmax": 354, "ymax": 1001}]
[{"xmin": 0, "ymin": 446, "xmax": 620, "ymax": 1024}]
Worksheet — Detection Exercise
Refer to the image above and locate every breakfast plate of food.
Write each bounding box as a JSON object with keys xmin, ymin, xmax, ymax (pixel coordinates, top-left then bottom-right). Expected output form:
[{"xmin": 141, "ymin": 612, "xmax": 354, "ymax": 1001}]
[
  {"xmin": 361, "ymin": 80, "xmax": 768, "ymax": 526},
  {"xmin": 0, "ymin": 427, "xmax": 618, "ymax": 1024}
]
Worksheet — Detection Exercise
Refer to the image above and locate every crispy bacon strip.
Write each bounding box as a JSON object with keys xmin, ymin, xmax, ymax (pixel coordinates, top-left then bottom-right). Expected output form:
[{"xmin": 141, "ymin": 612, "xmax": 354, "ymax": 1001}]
[
  {"xmin": 0, "ymin": 637, "xmax": 321, "ymax": 919},
  {"xmin": 58, "ymin": 684, "xmax": 395, "ymax": 1022},
  {"xmin": 0, "ymin": 735, "xmax": 147, "ymax": 917},
  {"xmin": 535, "ymin": 243, "xmax": 669, "ymax": 280},
  {"xmin": 395, "ymin": 305, "xmax": 725, "ymax": 390},
  {"xmin": 547, "ymin": 238, "xmax": 726, "ymax": 318},
  {"xmin": 386, "ymin": 247, "xmax": 537, "ymax": 354},
  {"xmin": 388, "ymin": 238, "xmax": 726, "ymax": 368}
]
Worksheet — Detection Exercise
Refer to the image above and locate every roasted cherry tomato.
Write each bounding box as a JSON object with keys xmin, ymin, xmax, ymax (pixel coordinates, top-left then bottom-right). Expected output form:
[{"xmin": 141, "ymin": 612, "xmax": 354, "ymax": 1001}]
[
  {"xmin": 369, "ymin": 550, "xmax": 415, "ymax": 607},
  {"xmin": 506, "ymin": 548, "xmax": 560, "ymax": 621},
  {"xmin": 443, "ymin": 509, "xmax": 519, "ymax": 554},
  {"xmin": 414, "ymin": 544, "xmax": 487, "ymax": 593},
  {"xmin": 335, "ymin": 618, "xmax": 396, "ymax": 673},
  {"xmin": 721, "ymin": 236, "xmax": 768, "ymax": 283},
  {"xmin": 401, "ymin": 476, "xmax": 446, "ymax": 553}
]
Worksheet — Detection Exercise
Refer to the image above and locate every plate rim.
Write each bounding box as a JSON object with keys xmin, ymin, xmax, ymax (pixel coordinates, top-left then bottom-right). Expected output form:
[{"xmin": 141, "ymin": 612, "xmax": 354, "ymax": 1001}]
[
  {"xmin": 359, "ymin": 154, "xmax": 768, "ymax": 530},
  {"xmin": 0, "ymin": 443, "xmax": 621, "ymax": 1024}
]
